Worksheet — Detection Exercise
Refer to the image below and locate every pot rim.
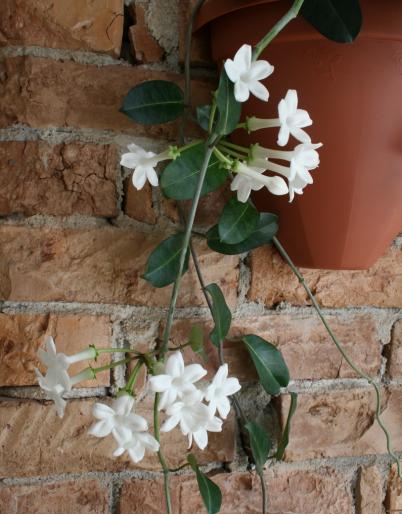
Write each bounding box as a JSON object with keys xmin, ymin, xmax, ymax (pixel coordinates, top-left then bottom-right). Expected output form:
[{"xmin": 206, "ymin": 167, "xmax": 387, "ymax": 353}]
[{"xmin": 194, "ymin": 0, "xmax": 279, "ymax": 32}]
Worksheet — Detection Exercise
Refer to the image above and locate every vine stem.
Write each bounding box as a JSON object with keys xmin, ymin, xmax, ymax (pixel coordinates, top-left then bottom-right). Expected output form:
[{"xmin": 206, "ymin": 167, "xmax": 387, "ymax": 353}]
[
  {"xmin": 258, "ymin": 470, "xmax": 267, "ymax": 514},
  {"xmin": 273, "ymin": 236, "xmax": 402, "ymax": 477},
  {"xmin": 154, "ymin": 393, "xmax": 173, "ymax": 514}
]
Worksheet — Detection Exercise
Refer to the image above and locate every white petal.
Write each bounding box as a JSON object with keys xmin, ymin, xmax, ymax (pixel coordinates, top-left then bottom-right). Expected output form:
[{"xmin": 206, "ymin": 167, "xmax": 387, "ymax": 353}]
[
  {"xmin": 248, "ymin": 81, "xmax": 269, "ymax": 102},
  {"xmin": 223, "ymin": 377, "xmax": 241, "ymax": 396},
  {"xmin": 206, "ymin": 416, "xmax": 223, "ymax": 432},
  {"xmin": 92, "ymin": 402, "xmax": 115, "ymax": 420},
  {"xmin": 233, "ymin": 44, "xmax": 252, "ymax": 72},
  {"xmin": 236, "ymin": 181, "xmax": 252, "ymax": 203},
  {"xmin": 291, "ymin": 127, "xmax": 311, "ymax": 144},
  {"xmin": 112, "ymin": 425, "xmax": 133, "ymax": 446},
  {"xmin": 88, "ymin": 419, "xmax": 114, "ymax": 438},
  {"xmin": 128, "ymin": 444, "xmax": 145, "ymax": 463},
  {"xmin": 161, "ymin": 414, "xmax": 181, "ymax": 432},
  {"xmin": 182, "ymin": 364, "xmax": 207, "ymax": 384},
  {"xmin": 278, "ymin": 98, "xmax": 288, "ymax": 124},
  {"xmin": 213, "ymin": 364, "xmax": 228, "ymax": 387},
  {"xmin": 165, "ymin": 351, "xmax": 184, "ymax": 378},
  {"xmin": 285, "ymin": 89, "xmax": 298, "ymax": 113},
  {"xmin": 146, "ymin": 166, "xmax": 159, "ymax": 187},
  {"xmin": 249, "ymin": 60, "xmax": 274, "ymax": 81},
  {"xmin": 126, "ymin": 413, "xmax": 148, "ymax": 432},
  {"xmin": 127, "ymin": 143, "xmax": 148, "ymax": 155},
  {"xmin": 45, "ymin": 336, "xmax": 57, "ymax": 355},
  {"xmin": 137, "ymin": 432, "xmax": 160, "ymax": 452},
  {"xmin": 149, "ymin": 374, "xmax": 172, "ymax": 393},
  {"xmin": 158, "ymin": 388, "xmax": 177, "ymax": 411},
  {"xmin": 193, "ymin": 428, "xmax": 208, "ymax": 450},
  {"xmin": 113, "ymin": 395, "xmax": 134, "ymax": 416},
  {"xmin": 266, "ymin": 176, "xmax": 289, "ymax": 196},
  {"xmin": 234, "ymin": 81, "xmax": 250, "ymax": 103},
  {"xmin": 113, "ymin": 446, "xmax": 125, "ymax": 457},
  {"xmin": 120, "ymin": 153, "xmax": 140, "ymax": 169},
  {"xmin": 216, "ymin": 397, "xmax": 231, "ymax": 419},
  {"xmin": 277, "ymin": 125, "xmax": 290, "ymax": 147},
  {"xmin": 53, "ymin": 395, "xmax": 67, "ymax": 418},
  {"xmin": 289, "ymin": 109, "xmax": 312, "ymax": 128},
  {"xmin": 224, "ymin": 59, "xmax": 241, "ymax": 83},
  {"xmin": 132, "ymin": 168, "xmax": 147, "ymax": 190}
]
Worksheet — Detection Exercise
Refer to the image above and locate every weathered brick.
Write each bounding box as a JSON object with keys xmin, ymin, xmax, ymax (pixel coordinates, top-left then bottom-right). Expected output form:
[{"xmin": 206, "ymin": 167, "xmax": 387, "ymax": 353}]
[
  {"xmin": 178, "ymin": 0, "xmax": 212, "ymax": 66},
  {"xmin": 280, "ymin": 388, "xmax": 402, "ymax": 461},
  {"xmin": 0, "ymin": 0, "xmax": 124, "ymax": 56},
  {"xmin": 0, "ymin": 313, "xmax": 111, "ymax": 387},
  {"xmin": 128, "ymin": 4, "xmax": 164, "ymax": 63},
  {"xmin": 387, "ymin": 319, "xmax": 402, "ymax": 379},
  {"xmin": 169, "ymin": 313, "xmax": 382, "ymax": 381},
  {"xmin": 0, "ymin": 57, "xmax": 212, "ymax": 135},
  {"xmin": 386, "ymin": 464, "xmax": 402, "ymax": 513},
  {"xmin": 0, "ymin": 141, "xmax": 118, "ymax": 217},
  {"xmin": 0, "ymin": 226, "xmax": 239, "ymax": 308},
  {"xmin": 123, "ymin": 178, "xmax": 157, "ymax": 224},
  {"xmin": 0, "ymin": 397, "xmax": 235, "ymax": 477},
  {"xmin": 0, "ymin": 479, "xmax": 109, "ymax": 514},
  {"xmin": 249, "ymin": 244, "xmax": 402, "ymax": 308},
  {"xmin": 356, "ymin": 466, "xmax": 383, "ymax": 514},
  {"xmin": 118, "ymin": 467, "xmax": 352, "ymax": 514}
]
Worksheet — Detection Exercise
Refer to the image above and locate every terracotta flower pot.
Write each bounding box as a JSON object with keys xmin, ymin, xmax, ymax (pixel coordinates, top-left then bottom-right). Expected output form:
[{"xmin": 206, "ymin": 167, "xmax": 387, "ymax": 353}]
[{"xmin": 196, "ymin": 0, "xmax": 402, "ymax": 269}]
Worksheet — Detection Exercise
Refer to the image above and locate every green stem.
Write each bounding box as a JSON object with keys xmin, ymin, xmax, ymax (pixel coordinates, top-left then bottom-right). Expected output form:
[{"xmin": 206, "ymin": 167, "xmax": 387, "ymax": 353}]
[
  {"xmin": 91, "ymin": 357, "xmax": 132, "ymax": 375},
  {"xmin": 273, "ymin": 236, "xmax": 402, "ymax": 478},
  {"xmin": 208, "ymin": 100, "xmax": 217, "ymax": 134},
  {"xmin": 125, "ymin": 359, "xmax": 144, "ymax": 393},
  {"xmin": 213, "ymin": 146, "xmax": 232, "ymax": 166},
  {"xmin": 96, "ymin": 347, "xmax": 141, "ymax": 354},
  {"xmin": 178, "ymin": 139, "xmax": 203, "ymax": 154},
  {"xmin": 219, "ymin": 140, "xmax": 249, "ymax": 154},
  {"xmin": 154, "ymin": 393, "xmax": 173, "ymax": 514},
  {"xmin": 258, "ymin": 469, "xmax": 267, "ymax": 514},
  {"xmin": 217, "ymin": 145, "xmax": 245, "ymax": 160},
  {"xmin": 253, "ymin": 0, "xmax": 305, "ymax": 59}
]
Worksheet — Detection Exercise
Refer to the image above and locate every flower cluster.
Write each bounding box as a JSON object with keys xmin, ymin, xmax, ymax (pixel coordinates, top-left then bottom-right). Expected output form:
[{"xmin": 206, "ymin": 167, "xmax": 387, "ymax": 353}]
[{"xmin": 149, "ymin": 352, "xmax": 241, "ymax": 450}]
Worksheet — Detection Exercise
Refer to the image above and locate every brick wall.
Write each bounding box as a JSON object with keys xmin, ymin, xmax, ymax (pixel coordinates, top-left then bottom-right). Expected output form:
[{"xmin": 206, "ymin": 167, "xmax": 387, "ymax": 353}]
[{"xmin": 0, "ymin": 1, "xmax": 401, "ymax": 513}]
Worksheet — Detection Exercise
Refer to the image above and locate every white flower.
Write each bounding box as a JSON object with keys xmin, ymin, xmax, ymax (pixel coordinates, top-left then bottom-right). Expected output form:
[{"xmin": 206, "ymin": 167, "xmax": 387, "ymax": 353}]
[
  {"xmin": 115, "ymin": 432, "xmax": 160, "ymax": 463},
  {"xmin": 277, "ymin": 90, "xmax": 312, "ymax": 146},
  {"xmin": 287, "ymin": 175, "xmax": 309, "ymax": 203},
  {"xmin": 89, "ymin": 395, "xmax": 149, "ymax": 446},
  {"xmin": 34, "ymin": 337, "xmax": 96, "ymax": 417},
  {"xmin": 161, "ymin": 390, "xmax": 222, "ymax": 450},
  {"xmin": 120, "ymin": 143, "xmax": 171, "ymax": 190},
  {"xmin": 149, "ymin": 351, "xmax": 207, "ymax": 410},
  {"xmin": 224, "ymin": 44, "xmax": 274, "ymax": 103},
  {"xmin": 205, "ymin": 364, "xmax": 241, "ymax": 419},
  {"xmin": 231, "ymin": 161, "xmax": 288, "ymax": 202}
]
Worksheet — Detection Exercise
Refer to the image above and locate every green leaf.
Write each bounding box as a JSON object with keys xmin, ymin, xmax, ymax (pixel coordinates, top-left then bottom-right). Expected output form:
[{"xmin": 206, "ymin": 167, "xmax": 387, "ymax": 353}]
[
  {"xmin": 188, "ymin": 325, "xmax": 206, "ymax": 358},
  {"xmin": 301, "ymin": 0, "xmax": 362, "ymax": 43},
  {"xmin": 196, "ymin": 105, "xmax": 211, "ymax": 131},
  {"xmin": 275, "ymin": 392, "xmax": 298, "ymax": 460},
  {"xmin": 120, "ymin": 80, "xmax": 184, "ymax": 125},
  {"xmin": 142, "ymin": 232, "xmax": 189, "ymax": 288},
  {"xmin": 187, "ymin": 455, "xmax": 222, "ymax": 514},
  {"xmin": 207, "ymin": 213, "xmax": 278, "ymax": 255},
  {"xmin": 215, "ymin": 69, "xmax": 241, "ymax": 135},
  {"xmin": 161, "ymin": 143, "xmax": 228, "ymax": 200},
  {"xmin": 218, "ymin": 198, "xmax": 259, "ymax": 245},
  {"xmin": 245, "ymin": 422, "xmax": 271, "ymax": 473},
  {"xmin": 242, "ymin": 335, "xmax": 290, "ymax": 396},
  {"xmin": 205, "ymin": 283, "xmax": 231, "ymax": 348}
]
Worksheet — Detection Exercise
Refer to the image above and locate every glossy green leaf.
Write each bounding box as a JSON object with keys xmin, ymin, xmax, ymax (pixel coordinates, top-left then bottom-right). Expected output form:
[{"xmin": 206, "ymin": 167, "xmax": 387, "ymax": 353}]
[
  {"xmin": 242, "ymin": 335, "xmax": 290, "ymax": 396},
  {"xmin": 142, "ymin": 232, "xmax": 189, "ymax": 288},
  {"xmin": 218, "ymin": 198, "xmax": 259, "ymax": 244},
  {"xmin": 161, "ymin": 143, "xmax": 228, "ymax": 200},
  {"xmin": 188, "ymin": 325, "xmax": 206, "ymax": 358},
  {"xmin": 245, "ymin": 422, "xmax": 271, "ymax": 473},
  {"xmin": 120, "ymin": 80, "xmax": 184, "ymax": 125},
  {"xmin": 275, "ymin": 392, "xmax": 298, "ymax": 460},
  {"xmin": 187, "ymin": 455, "xmax": 222, "ymax": 514},
  {"xmin": 205, "ymin": 283, "xmax": 232, "ymax": 348},
  {"xmin": 215, "ymin": 69, "xmax": 241, "ymax": 135},
  {"xmin": 301, "ymin": 0, "xmax": 362, "ymax": 43},
  {"xmin": 207, "ymin": 213, "xmax": 278, "ymax": 255},
  {"xmin": 196, "ymin": 105, "xmax": 211, "ymax": 131}
]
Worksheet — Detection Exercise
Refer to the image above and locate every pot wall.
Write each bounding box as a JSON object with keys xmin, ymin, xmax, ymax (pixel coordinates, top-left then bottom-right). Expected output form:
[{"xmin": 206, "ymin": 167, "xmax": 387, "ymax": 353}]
[{"xmin": 206, "ymin": 0, "xmax": 402, "ymax": 269}]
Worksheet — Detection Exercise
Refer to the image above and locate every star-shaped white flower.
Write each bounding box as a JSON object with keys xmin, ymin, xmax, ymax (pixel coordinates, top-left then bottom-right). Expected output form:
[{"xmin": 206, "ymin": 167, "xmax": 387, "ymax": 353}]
[
  {"xmin": 120, "ymin": 143, "xmax": 170, "ymax": 190},
  {"xmin": 231, "ymin": 161, "xmax": 288, "ymax": 202},
  {"xmin": 35, "ymin": 367, "xmax": 70, "ymax": 418},
  {"xmin": 161, "ymin": 390, "xmax": 222, "ymax": 450},
  {"xmin": 114, "ymin": 432, "xmax": 160, "ymax": 463},
  {"xmin": 149, "ymin": 351, "xmax": 207, "ymax": 410},
  {"xmin": 88, "ymin": 395, "xmax": 149, "ymax": 446},
  {"xmin": 224, "ymin": 44, "xmax": 274, "ymax": 103},
  {"xmin": 277, "ymin": 90, "xmax": 312, "ymax": 147},
  {"xmin": 205, "ymin": 364, "xmax": 241, "ymax": 419}
]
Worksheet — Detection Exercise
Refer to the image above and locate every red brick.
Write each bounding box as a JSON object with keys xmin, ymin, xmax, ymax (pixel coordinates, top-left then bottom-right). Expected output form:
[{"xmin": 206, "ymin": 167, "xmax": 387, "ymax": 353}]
[
  {"xmin": 387, "ymin": 320, "xmax": 402, "ymax": 379},
  {"xmin": 280, "ymin": 388, "xmax": 402, "ymax": 461},
  {"xmin": 123, "ymin": 178, "xmax": 157, "ymax": 224},
  {"xmin": 169, "ymin": 312, "xmax": 382, "ymax": 381},
  {"xmin": 128, "ymin": 5, "xmax": 164, "ymax": 63},
  {"xmin": 386, "ymin": 464, "xmax": 402, "ymax": 513},
  {"xmin": 178, "ymin": 0, "xmax": 212, "ymax": 66},
  {"xmin": 0, "ymin": 397, "xmax": 235, "ymax": 477},
  {"xmin": 0, "ymin": 226, "xmax": 239, "ymax": 308},
  {"xmin": 0, "ymin": 313, "xmax": 111, "ymax": 387},
  {"xmin": 356, "ymin": 466, "xmax": 383, "ymax": 514},
  {"xmin": 0, "ymin": 141, "xmax": 118, "ymax": 217},
  {"xmin": 118, "ymin": 467, "xmax": 352, "ymax": 514},
  {"xmin": 0, "ymin": 0, "xmax": 124, "ymax": 56},
  {"xmin": 0, "ymin": 57, "xmax": 212, "ymax": 136},
  {"xmin": 0, "ymin": 479, "xmax": 109, "ymax": 514},
  {"xmin": 249, "ymin": 244, "xmax": 402, "ymax": 308}
]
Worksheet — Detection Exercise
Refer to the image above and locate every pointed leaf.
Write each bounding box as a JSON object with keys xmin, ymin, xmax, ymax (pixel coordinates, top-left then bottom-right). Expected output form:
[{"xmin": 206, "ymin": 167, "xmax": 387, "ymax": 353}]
[
  {"xmin": 245, "ymin": 421, "xmax": 271, "ymax": 473},
  {"xmin": 142, "ymin": 232, "xmax": 189, "ymax": 288},
  {"xmin": 242, "ymin": 335, "xmax": 290, "ymax": 396},
  {"xmin": 207, "ymin": 213, "xmax": 278, "ymax": 255},
  {"xmin": 187, "ymin": 454, "xmax": 222, "ymax": 514},
  {"xmin": 120, "ymin": 80, "xmax": 184, "ymax": 125},
  {"xmin": 218, "ymin": 198, "xmax": 259, "ymax": 244},
  {"xmin": 301, "ymin": 0, "xmax": 362, "ymax": 43},
  {"xmin": 275, "ymin": 392, "xmax": 298, "ymax": 460},
  {"xmin": 205, "ymin": 283, "xmax": 232, "ymax": 348},
  {"xmin": 215, "ymin": 69, "xmax": 241, "ymax": 135},
  {"xmin": 196, "ymin": 105, "xmax": 212, "ymax": 131},
  {"xmin": 161, "ymin": 143, "xmax": 228, "ymax": 200}
]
